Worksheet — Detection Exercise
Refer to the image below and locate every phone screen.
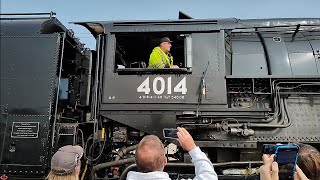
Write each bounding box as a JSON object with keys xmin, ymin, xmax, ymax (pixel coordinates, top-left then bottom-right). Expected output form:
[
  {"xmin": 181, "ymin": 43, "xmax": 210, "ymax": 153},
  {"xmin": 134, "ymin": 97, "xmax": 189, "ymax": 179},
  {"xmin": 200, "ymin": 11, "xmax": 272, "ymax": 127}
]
[
  {"xmin": 163, "ymin": 128, "xmax": 178, "ymax": 139},
  {"xmin": 275, "ymin": 146, "xmax": 299, "ymax": 180}
]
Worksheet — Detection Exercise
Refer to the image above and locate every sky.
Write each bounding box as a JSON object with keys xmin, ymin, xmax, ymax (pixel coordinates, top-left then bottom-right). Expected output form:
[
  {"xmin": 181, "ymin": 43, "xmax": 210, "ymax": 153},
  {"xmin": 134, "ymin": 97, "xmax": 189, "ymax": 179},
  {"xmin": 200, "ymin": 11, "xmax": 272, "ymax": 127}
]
[{"xmin": 1, "ymin": 0, "xmax": 319, "ymax": 49}]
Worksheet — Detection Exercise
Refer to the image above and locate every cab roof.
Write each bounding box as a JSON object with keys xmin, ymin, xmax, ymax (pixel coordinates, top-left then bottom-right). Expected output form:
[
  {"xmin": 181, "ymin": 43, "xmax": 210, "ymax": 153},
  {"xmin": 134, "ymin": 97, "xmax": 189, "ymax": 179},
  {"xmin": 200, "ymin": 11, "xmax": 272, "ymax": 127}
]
[{"xmin": 74, "ymin": 18, "xmax": 320, "ymax": 38}]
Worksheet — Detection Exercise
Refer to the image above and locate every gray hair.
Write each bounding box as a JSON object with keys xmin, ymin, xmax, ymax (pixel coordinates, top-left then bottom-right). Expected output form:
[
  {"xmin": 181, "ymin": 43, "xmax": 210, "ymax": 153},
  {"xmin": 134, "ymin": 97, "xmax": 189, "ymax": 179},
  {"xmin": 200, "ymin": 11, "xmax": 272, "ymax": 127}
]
[{"xmin": 135, "ymin": 135, "xmax": 165, "ymax": 172}]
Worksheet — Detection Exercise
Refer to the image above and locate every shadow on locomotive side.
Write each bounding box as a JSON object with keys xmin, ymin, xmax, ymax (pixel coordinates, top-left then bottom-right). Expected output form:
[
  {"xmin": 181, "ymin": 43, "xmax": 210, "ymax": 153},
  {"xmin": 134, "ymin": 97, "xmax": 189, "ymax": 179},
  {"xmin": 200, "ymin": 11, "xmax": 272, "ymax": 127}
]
[{"xmin": 0, "ymin": 11, "xmax": 320, "ymax": 179}]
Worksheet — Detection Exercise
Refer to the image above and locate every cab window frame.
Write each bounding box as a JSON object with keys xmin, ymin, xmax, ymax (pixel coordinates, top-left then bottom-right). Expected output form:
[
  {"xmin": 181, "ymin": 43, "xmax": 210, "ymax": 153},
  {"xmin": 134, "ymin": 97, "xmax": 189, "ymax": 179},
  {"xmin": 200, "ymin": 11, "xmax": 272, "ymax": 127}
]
[{"xmin": 113, "ymin": 32, "xmax": 192, "ymax": 75}]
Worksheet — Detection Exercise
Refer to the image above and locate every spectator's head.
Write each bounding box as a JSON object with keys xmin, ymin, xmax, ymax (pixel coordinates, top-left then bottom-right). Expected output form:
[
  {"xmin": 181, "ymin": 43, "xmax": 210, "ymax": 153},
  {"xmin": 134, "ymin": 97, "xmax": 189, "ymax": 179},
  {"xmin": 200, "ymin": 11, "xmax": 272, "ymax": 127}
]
[
  {"xmin": 47, "ymin": 145, "xmax": 83, "ymax": 180},
  {"xmin": 296, "ymin": 143, "xmax": 320, "ymax": 180},
  {"xmin": 159, "ymin": 37, "xmax": 172, "ymax": 53},
  {"xmin": 135, "ymin": 135, "xmax": 167, "ymax": 172}
]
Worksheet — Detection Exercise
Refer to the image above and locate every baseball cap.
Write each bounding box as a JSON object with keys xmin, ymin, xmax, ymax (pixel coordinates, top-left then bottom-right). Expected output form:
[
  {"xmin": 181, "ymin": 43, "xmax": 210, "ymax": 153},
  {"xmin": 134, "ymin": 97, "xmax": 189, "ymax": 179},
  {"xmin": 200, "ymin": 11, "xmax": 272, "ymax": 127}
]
[
  {"xmin": 159, "ymin": 37, "xmax": 173, "ymax": 44},
  {"xmin": 51, "ymin": 145, "xmax": 83, "ymax": 175}
]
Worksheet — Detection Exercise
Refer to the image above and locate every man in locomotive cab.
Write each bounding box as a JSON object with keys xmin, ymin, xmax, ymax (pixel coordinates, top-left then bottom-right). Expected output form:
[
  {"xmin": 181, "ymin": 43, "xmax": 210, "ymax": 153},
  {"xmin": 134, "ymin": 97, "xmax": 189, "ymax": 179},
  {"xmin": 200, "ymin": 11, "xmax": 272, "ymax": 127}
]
[{"xmin": 148, "ymin": 37, "xmax": 180, "ymax": 69}]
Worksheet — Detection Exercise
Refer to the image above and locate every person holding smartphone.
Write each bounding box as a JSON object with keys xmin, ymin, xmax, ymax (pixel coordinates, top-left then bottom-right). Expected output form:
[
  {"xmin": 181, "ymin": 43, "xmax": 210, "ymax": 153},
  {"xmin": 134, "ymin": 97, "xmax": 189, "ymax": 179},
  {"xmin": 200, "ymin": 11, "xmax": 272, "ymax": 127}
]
[
  {"xmin": 127, "ymin": 127, "xmax": 218, "ymax": 180},
  {"xmin": 259, "ymin": 154, "xmax": 309, "ymax": 180}
]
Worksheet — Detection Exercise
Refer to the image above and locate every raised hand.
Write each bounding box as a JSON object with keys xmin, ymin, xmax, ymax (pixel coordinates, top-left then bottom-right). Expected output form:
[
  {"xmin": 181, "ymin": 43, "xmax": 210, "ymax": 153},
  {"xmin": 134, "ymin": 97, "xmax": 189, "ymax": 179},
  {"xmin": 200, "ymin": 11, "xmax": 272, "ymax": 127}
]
[{"xmin": 177, "ymin": 127, "xmax": 196, "ymax": 152}]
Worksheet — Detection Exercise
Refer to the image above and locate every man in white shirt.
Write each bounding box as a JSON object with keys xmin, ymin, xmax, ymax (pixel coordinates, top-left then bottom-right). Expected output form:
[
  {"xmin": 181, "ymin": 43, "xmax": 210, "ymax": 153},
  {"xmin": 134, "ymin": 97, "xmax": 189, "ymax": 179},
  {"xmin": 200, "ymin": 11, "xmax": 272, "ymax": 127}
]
[{"xmin": 127, "ymin": 127, "xmax": 218, "ymax": 180}]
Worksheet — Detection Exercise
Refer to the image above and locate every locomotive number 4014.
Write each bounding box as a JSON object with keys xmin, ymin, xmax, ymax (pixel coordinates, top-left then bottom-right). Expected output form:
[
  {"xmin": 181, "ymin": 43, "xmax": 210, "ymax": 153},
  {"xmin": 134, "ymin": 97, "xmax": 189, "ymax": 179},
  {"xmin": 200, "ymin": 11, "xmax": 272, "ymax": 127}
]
[{"xmin": 137, "ymin": 76, "xmax": 187, "ymax": 95}]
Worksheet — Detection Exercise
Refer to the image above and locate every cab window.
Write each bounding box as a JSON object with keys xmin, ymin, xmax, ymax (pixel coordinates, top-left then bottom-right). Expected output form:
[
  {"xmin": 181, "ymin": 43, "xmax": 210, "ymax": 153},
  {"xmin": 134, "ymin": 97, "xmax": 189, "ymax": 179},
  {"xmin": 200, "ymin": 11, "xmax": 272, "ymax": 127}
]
[{"xmin": 114, "ymin": 32, "xmax": 192, "ymax": 74}]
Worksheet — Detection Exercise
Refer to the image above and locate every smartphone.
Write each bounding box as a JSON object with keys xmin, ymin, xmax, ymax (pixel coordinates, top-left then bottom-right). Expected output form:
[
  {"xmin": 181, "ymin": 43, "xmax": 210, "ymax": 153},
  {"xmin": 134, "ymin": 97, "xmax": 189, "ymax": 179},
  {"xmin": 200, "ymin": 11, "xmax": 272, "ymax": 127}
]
[
  {"xmin": 274, "ymin": 145, "xmax": 299, "ymax": 180},
  {"xmin": 163, "ymin": 128, "xmax": 178, "ymax": 139},
  {"xmin": 262, "ymin": 144, "xmax": 278, "ymax": 154}
]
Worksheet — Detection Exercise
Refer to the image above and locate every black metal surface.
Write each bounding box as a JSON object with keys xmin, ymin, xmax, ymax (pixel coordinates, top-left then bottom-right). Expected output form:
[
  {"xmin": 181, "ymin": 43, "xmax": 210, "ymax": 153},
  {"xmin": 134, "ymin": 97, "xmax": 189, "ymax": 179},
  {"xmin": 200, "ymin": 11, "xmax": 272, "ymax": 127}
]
[
  {"xmin": 101, "ymin": 112, "xmax": 176, "ymax": 138},
  {"xmin": 0, "ymin": 12, "xmax": 56, "ymax": 17},
  {"xmin": 0, "ymin": 32, "xmax": 61, "ymax": 175},
  {"xmin": 178, "ymin": 11, "xmax": 193, "ymax": 19},
  {"xmin": 0, "ymin": 18, "xmax": 67, "ymax": 36},
  {"xmin": 195, "ymin": 140, "xmax": 257, "ymax": 148},
  {"xmin": 231, "ymin": 33, "xmax": 268, "ymax": 75},
  {"xmin": 1, "ymin": 35, "xmax": 60, "ymax": 113}
]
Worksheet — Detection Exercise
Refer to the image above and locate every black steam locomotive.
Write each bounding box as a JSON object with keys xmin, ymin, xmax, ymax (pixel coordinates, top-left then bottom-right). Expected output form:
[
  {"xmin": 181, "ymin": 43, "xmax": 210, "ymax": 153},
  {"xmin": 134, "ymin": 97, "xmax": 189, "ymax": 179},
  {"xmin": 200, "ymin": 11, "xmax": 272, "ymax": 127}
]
[{"xmin": 1, "ymin": 12, "xmax": 319, "ymax": 179}]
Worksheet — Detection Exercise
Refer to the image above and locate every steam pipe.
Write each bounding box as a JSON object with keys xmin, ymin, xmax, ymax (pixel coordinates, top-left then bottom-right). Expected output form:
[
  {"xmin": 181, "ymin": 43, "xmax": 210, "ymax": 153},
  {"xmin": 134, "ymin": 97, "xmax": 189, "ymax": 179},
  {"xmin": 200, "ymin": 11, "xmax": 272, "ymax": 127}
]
[
  {"xmin": 93, "ymin": 157, "xmax": 135, "ymax": 172},
  {"xmin": 93, "ymin": 144, "xmax": 137, "ymax": 172},
  {"xmin": 85, "ymin": 50, "xmax": 93, "ymax": 106},
  {"xmin": 228, "ymin": 98, "xmax": 291, "ymax": 128},
  {"xmin": 184, "ymin": 98, "xmax": 291, "ymax": 131},
  {"xmin": 115, "ymin": 145, "xmax": 138, "ymax": 162}
]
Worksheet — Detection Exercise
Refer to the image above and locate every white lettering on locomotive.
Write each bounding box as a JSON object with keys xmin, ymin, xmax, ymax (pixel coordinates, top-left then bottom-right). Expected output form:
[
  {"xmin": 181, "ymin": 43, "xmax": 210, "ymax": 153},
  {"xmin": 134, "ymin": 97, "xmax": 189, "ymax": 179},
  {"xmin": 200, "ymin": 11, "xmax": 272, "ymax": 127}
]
[{"xmin": 137, "ymin": 76, "xmax": 187, "ymax": 95}]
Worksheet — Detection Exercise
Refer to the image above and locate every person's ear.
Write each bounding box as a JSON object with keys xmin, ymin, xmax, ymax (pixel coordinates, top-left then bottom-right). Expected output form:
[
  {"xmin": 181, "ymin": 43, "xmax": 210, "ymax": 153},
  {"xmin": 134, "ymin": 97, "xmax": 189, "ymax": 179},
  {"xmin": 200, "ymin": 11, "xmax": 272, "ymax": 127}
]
[{"xmin": 163, "ymin": 156, "xmax": 167, "ymax": 167}]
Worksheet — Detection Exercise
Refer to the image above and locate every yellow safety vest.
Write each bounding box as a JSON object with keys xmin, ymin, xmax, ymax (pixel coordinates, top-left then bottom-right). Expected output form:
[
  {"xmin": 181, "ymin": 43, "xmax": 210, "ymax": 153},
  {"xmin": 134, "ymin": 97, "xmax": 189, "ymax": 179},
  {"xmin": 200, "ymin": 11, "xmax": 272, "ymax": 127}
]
[{"xmin": 148, "ymin": 47, "xmax": 173, "ymax": 68}]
